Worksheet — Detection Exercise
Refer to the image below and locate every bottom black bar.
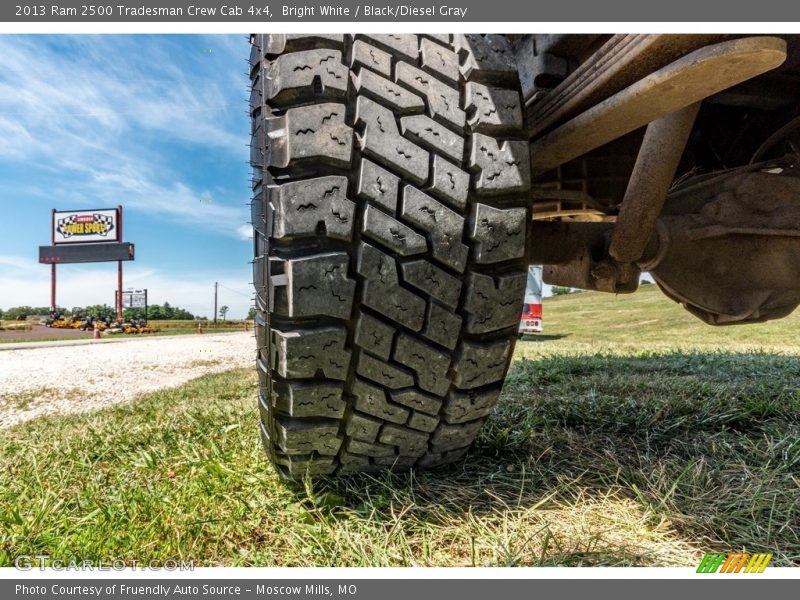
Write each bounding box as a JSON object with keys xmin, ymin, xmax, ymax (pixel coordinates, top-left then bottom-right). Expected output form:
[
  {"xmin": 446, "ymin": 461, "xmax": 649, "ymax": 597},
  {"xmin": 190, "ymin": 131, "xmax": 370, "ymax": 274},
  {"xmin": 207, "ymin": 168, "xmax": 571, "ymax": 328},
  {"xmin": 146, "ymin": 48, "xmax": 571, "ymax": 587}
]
[{"xmin": 2, "ymin": 578, "xmax": 795, "ymax": 600}]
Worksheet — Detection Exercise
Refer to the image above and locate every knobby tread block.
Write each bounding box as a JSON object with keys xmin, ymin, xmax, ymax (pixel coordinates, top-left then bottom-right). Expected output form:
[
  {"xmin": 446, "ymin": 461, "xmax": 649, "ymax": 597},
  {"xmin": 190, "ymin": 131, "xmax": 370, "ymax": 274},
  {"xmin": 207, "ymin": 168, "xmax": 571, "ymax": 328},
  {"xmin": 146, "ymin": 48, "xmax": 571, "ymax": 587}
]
[
  {"xmin": 354, "ymin": 312, "xmax": 395, "ymax": 360},
  {"xmin": 464, "ymin": 82, "xmax": 523, "ymax": 134},
  {"xmin": 266, "ymin": 103, "xmax": 353, "ymax": 168},
  {"xmin": 264, "ymin": 34, "xmax": 344, "ymax": 56},
  {"xmin": 271, "ymin": 327, "xmax": 351, "ymax": 380},
  {"xmin": 357, "ymin": 34, "xmax": 419, "ymax": 63},
  {"xmin": 356, "ymin": 96, "xmax": 429, "ymax": 185},
  {"xmin": 358, "ymin": 242, "xmax": 426, "ymax": 331},
  {"xmin": 357, "ymin": 158, "xmax": 401, "ymax": 213},
  {"xmin": 351, "ymin": 40, "xmax": 393, "ymax": 77},
  {"xmin": 421, "ymin": 303, "xmax": 462, "ymax": 350},
  {"xmin": 352, "ymin": 378, "xmax": 410, "ymax": 424},
  {"xmin": 346, "ymin": 438, "xmax": 397, "ymax": 458},
  {"xmin": 420, "ymin": 38, "xmax": 460, "ymax": 84},
  {"xmin": 400, "ymin": 259, "xmax": 462, "ymax": 310},
  {"xmin": 452, "ymin": 340, "xmax": 511, "ymax": 389},
  {"xmin": 337, "ymin": 452, "xmax": 375, "ymax": 474},
  {"xmin": 470, "ymin": 204, "xmax": 527, "ymax": 263},
  {"xmin": 408, "ymin": 411, "xmax": 440, "ymax": 433},
  {"xmin": 356, "ymin": 353, "xmax": 415, "ymax": 389},
  {"xmin": 463, "ymin": 272, "xmax": 527, "ymax": 334},
  {"xmin": 394, "ymin": 333, "xmax": 452, "ymax": 396},
  {"xmin": 395, "ymin": 61, "xmax": 465, "ymax": 130},
  {"xmin": 275, "ymin": 418, "xmax": 342, "ymax": 455},
  {"xmin": 346, "ymin": 413, "xmax": 382, "ymax": 443},
  {"xmin": 427, "ymin": 155, "xmax": 470, "ymax": 211},
  {"xmin": 469, "ymin": 134, "xmax": 531, "ymax": 195},
  {"xmin": 362, "ymin": 204, "xmax": 428, "ymax": 256},
  {"xmin": 456, "ymin": 34, "xmax": 518, "ymax": 80},
  {"xmin": 272, "ymin": 381, "xmax": 346, "ymax": 419},
  {"xmin": 274, "ymin": 451, "xmax": 338, "ymax": 476},
  {"xmin": 379, "ymin": 424, "xmax": 430, "ymax": 456},
  {"xmin": 269, "ymin": 176, "xmax": 354, "ymax": 241},
  {"xmin": 443, "ymin": 388, "xmax": 502, "ymax": 424},
  {"xmin": 351, "ymin": 68, "xmax": 425, "ymax": 114},
  {"xmin": 272, "ymin": 253, "xmax": 356, "ymax": 320},
  {"xmin": 400, "ymin": 114, "xmax": 464, "ymax": 163},
  {"xmin": 266, "ymin": 49, "xmax": 348, "ymax": 105},
  {"xmin": 431, "ymin": 420, "xmax": 486, "ymax": 452},
  {"xmin": 401, "ymin": 186, "xmax": 469, "ymax": 273},
  {"xmin": 251, "ymin": 33, "xmax": 529, "ymax": 479},
  {"xmin": 390, "ymin": 389, "xmax": 442, "ymax": 415}
]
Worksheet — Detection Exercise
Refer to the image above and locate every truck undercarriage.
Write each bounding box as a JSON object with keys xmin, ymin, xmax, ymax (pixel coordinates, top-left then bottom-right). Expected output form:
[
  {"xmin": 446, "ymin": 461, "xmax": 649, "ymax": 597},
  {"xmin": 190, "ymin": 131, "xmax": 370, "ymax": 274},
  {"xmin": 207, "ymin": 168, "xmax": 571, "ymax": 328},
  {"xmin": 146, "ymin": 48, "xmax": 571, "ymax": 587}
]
[{"xmin": 522, "ymin": 34, "xmax": 800, "ymax": 325}]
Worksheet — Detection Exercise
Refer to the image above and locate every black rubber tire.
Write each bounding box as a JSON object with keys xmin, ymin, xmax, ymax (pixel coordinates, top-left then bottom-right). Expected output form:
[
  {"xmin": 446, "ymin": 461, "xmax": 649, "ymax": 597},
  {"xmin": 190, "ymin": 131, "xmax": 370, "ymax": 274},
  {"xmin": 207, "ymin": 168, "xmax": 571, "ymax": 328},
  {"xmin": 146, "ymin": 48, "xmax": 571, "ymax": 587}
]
[{"xmin": 249, "ymin": 34, "xmax": 531, "ymax": 478}]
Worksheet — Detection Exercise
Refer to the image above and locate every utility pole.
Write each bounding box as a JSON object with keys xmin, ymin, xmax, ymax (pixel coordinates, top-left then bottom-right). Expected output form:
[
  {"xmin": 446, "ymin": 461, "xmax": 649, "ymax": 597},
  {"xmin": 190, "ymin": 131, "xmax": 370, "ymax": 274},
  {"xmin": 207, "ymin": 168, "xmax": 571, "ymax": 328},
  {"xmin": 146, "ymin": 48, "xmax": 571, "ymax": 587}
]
[{"xmin": 214, "ymin": 281, "xmax": 218, "ymax": 324}]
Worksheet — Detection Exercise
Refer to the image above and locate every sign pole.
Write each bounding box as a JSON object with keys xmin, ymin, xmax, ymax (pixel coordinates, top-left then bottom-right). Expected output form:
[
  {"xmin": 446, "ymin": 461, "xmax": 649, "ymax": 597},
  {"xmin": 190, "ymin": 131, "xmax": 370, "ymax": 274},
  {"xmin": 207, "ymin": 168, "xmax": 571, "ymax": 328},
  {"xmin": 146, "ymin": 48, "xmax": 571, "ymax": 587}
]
[
  {"xmin": 51, "ymin": 264, "xmax": 56, "ymax": 314},
  {"xmin": 50, "ymin": 208, "xmax": 56, "ymax": 314},
  {"xmin": 116, "ymin": 205, "xmax": 123, "ymax": 320}
]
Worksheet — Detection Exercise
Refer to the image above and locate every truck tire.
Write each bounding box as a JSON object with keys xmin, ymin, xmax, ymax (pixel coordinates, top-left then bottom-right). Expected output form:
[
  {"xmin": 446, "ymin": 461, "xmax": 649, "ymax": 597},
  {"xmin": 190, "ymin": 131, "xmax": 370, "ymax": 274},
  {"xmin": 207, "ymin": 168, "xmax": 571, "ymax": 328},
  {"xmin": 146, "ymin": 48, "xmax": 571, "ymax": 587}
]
[{"xmin": 249, "ymin": 34, "xmax": 531, "ymax": 478}]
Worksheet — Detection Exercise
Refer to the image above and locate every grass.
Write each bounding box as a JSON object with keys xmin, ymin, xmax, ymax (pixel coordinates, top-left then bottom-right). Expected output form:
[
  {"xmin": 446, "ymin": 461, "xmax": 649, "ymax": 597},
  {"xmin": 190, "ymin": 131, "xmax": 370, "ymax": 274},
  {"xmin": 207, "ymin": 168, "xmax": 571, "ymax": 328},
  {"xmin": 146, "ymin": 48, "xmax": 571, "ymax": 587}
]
[
  {"xmin": 0, "ymin": 285, "xmax": 798, "ymax": 567},
  {"xmin": 0, "ymin": 387, "xmax": 87, "ymax": 411},
  {"xmin": 0, "ymin": 321, "xmax": 32, "ymax": 332},
  {"xmin": 523, "ymin": 284, "xmax": 800, "ymax": 355},
  {"xmin": 0, "ymin": 388, "xmax": 58, "ymax": 411}
]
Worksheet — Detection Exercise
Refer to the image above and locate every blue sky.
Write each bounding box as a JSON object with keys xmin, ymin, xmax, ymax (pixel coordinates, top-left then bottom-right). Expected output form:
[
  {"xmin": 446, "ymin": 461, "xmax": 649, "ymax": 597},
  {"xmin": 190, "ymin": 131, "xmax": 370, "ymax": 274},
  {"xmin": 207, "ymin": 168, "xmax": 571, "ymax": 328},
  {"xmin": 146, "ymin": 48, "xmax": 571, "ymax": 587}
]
[{"xmin": 0, "ymin": 35, "xmax": 255, "ymax": 318}]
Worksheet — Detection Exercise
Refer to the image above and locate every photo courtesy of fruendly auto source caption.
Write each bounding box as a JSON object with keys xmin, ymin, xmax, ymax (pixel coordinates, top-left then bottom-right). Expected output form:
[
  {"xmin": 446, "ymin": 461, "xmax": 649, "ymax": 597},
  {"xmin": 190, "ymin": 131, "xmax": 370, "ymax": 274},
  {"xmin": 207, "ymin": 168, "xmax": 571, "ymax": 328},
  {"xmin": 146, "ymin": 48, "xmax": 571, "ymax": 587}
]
[{"xmin": 0, "ymin": 1, "xmax": 799, "ymax": 598}]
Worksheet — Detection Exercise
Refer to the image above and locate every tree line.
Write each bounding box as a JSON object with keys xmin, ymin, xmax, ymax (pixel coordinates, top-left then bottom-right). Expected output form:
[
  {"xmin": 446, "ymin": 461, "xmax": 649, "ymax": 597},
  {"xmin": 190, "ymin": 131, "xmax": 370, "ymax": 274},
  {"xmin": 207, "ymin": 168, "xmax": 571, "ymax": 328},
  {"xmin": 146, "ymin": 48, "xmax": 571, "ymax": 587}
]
[{"xmin": 0, "ymin": 302, "xmax": 199, "ymax": 321}]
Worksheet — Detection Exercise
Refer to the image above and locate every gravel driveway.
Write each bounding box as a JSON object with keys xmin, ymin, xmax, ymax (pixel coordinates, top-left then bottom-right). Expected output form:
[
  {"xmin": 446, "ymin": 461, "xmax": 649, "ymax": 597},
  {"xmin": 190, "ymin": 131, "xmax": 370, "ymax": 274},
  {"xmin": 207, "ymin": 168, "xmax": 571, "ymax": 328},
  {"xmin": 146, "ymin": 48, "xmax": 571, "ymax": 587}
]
[{"xmin": 0, "ymin": 332, "xmax": 255, "ymax": 428}]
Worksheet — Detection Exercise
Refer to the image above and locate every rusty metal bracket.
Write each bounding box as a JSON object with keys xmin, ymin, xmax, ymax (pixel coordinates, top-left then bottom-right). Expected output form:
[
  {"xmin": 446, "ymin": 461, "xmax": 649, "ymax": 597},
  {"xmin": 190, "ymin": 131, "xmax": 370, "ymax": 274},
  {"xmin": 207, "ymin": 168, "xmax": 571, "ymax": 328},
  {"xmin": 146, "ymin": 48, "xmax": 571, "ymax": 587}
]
[
  {"xmin": 609, "ymin": 102, "xmax": 701, "ymax": 264},
  {"xmin": 526, "ymin": 34, "xmax": 724, "ymax": 135},
  {"xmin": 530, "ymin": 37, "xmax": 787, "ymax": 177}
]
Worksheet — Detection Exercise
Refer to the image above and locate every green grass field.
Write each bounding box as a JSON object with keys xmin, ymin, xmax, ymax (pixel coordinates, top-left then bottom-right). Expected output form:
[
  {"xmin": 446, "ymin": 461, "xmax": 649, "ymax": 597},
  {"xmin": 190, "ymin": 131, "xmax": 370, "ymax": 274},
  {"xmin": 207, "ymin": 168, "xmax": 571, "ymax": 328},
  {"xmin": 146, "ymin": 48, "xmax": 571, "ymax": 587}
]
[{"xmin": 1, "ymin": 285, "xmax": 798, "ymax": 567}]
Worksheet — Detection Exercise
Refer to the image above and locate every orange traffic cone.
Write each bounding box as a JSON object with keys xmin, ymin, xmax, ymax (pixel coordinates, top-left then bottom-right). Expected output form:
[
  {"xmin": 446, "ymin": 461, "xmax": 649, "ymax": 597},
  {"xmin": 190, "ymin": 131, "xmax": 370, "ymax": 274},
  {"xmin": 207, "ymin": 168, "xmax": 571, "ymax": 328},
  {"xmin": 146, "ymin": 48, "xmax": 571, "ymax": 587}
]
[
  {"xmin": 197, "ymin": 322, "xmax": 203, "ymax": 334},
  {"xmin": 243, "ymin": 321, "xmax": 249, "ymax": 332}
]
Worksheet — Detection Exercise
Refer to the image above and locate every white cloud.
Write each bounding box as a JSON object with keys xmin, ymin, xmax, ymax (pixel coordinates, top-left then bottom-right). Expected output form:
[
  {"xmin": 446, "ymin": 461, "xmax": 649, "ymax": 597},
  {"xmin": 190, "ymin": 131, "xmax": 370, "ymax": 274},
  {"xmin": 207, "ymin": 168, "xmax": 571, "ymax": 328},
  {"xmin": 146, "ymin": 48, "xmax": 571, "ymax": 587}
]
[
  {"xmin": 237, "ymin": 224, "xmax": 254, "ymax": 240},
  {"xmin": 0, "ymin": 35, "xmax": 251, "ymax": 239}
]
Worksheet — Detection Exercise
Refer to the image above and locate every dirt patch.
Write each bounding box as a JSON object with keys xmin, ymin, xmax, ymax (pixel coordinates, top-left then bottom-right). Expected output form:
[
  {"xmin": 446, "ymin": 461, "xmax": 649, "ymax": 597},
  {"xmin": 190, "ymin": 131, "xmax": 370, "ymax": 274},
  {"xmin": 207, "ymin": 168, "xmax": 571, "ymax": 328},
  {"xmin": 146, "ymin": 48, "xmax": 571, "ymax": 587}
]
[
  {"xmin": 0, "ymin": 325, "xmax": 93, "ymax": 342},
  {"xmin": 0, "ymin": 332, "xmax": 255, "ymax": 428}
]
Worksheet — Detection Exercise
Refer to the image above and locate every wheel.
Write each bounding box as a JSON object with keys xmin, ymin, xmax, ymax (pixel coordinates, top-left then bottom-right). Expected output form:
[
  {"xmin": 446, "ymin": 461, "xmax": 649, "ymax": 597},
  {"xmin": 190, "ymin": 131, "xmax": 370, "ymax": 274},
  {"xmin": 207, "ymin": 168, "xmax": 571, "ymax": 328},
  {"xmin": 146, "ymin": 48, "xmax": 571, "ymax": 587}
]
[{"xmin": 250, "ymin": 34, "xmax": 531, "ymax": 478}]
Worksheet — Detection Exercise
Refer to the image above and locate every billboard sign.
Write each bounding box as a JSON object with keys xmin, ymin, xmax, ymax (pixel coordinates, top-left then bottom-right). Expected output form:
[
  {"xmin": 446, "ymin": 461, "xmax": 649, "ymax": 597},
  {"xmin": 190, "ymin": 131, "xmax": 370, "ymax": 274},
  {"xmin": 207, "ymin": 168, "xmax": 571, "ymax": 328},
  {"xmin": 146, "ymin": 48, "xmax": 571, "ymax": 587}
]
[
  {"xmin": 121, "ymin": 290, "xmax": 147, "ymax": 309},
  {"xmin": 53, "ymin": 208, "xmax": 119, "ymax": 244},
  {"xmin": 39, "ymin": 242, "xmax": 134, "ymax": 264}
]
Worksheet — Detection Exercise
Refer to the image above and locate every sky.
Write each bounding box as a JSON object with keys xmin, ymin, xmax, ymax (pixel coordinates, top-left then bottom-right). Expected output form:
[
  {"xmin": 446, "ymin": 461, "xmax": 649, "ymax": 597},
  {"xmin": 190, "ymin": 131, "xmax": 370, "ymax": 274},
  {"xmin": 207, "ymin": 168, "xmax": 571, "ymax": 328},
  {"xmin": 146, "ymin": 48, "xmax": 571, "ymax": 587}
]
[{"xmin": 0, "ymin": 35, "xmax": 255, "ymax": 318}]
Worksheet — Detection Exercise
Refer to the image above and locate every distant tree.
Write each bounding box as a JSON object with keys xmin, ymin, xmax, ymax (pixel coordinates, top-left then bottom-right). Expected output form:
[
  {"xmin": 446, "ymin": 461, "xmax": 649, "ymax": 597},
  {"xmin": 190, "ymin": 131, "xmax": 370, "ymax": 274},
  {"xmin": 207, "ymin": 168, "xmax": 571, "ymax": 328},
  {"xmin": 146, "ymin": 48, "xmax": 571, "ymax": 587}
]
[
  {"xmin": 246, "ymin": 307, "xmax": 257, "ymax": 320},
  {"xmin": 122, "ymin": 307, "xmax": 145, "ymax": 320},
  {"xmin": 172, "ymin": 307, "xmax": 195, "ymax": 320},
  {"xmin": 148, "ymin": 305, "xmax": 163, "ymax": 320},
  {"xmin": 162, "ymin": 301, "xmax": 175, "ymax": 319},
  {"xmin": 640, "ymin": 279, "xmax": 653, "ymax": 285},
  {"xmin": 82, "ymin": 304, "xmax": 116, "ymax": 319},
  {"xmin": 5, "ymin": 306, "xmax": 35, "ymax": 320},
  {"xmin": 551, "ymin": 286, "xmax": 577, "ymax": 296},
  {"xmin": 2, "ymin": 305, "xmax": 71, "ymax": 319},
  {"xmin": 219, "ymin": 305, "xmax": 229, "ymax": 321}
]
